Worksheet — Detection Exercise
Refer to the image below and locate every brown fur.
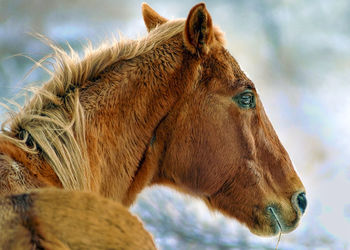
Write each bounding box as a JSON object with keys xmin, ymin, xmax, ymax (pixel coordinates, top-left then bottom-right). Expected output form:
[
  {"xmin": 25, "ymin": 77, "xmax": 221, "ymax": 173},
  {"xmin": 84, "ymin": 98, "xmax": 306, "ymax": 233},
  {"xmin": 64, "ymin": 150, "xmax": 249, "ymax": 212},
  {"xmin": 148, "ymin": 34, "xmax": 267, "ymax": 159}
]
[
  {"xmin": 0, "ymin": 188, "xmax": 156, "ymax": 249},
  {"xmin": 0, "ymin": 2, "xmax": 305, "ymax": 246}
]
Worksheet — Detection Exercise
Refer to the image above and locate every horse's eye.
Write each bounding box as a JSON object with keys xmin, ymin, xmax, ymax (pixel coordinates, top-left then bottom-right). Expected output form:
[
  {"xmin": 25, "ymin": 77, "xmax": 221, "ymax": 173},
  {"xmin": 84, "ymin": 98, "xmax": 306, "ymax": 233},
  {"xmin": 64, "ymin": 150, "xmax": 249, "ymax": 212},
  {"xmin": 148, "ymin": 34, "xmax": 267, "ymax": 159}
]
[{"xmin": 233, "ymin": 90, "xmax": 256, "ymax": 109}]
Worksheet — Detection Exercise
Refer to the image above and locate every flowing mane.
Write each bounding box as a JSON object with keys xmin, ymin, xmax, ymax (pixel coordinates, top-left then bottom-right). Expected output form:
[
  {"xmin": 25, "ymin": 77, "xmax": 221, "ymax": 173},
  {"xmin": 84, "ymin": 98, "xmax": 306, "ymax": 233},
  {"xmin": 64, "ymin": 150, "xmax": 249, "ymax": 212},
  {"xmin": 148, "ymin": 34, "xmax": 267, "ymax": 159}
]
[{"xmin": 0, "ymin": 19, "xmax": 186, "ymax": 191}]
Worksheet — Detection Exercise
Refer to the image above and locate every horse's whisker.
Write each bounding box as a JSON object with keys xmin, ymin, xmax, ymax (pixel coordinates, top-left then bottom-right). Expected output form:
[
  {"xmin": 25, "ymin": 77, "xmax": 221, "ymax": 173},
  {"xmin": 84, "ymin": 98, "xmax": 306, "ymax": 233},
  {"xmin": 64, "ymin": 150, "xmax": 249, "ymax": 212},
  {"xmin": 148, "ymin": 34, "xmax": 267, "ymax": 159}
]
[{"xmin": 268, "ymin": 207, "xmax": 283, "ymax": 250}]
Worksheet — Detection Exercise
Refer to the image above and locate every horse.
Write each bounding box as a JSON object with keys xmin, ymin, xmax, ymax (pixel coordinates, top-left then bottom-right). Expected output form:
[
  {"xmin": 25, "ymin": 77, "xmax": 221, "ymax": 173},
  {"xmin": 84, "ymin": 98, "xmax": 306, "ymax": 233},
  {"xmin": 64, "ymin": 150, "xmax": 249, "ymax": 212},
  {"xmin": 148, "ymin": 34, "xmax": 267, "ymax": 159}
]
[
  {"xmin": 0, "ymin": 2, "xmax": 307, "ymax": 247},
  {"xmin": 0, "ymin": 188, "xmax": 156, "ymax": 249}
]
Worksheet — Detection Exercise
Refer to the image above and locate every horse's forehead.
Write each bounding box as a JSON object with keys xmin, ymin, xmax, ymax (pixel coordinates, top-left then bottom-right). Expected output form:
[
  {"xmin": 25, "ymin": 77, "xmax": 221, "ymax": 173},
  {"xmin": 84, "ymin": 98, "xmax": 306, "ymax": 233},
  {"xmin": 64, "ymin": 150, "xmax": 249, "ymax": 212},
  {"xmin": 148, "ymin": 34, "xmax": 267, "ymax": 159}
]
[
  {"xmin": 222, "ymin": 49, "xmax": 246, "ymax": 77},
  {"xmin": 205, "ymin": 47, "xmax": 252, "ymax": 87}
]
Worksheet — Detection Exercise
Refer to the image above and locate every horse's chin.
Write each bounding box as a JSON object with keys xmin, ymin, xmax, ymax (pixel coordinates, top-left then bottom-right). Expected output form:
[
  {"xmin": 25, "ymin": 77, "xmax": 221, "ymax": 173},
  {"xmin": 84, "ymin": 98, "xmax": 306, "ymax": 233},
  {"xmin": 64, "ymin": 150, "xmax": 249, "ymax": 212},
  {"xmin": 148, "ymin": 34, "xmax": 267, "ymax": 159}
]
[{"xmin": 249, "ymin": 206, "xmax": 301, "ymax": 237}]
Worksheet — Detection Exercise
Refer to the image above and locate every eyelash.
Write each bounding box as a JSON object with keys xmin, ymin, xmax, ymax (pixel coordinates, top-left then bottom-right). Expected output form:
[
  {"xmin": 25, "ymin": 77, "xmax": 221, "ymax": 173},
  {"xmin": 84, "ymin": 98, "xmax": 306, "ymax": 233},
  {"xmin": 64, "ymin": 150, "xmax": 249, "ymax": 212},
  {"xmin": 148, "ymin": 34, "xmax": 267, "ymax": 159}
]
[{"xmin": 232, "ymin": 90, "xmax": 256, "ymax": 109}]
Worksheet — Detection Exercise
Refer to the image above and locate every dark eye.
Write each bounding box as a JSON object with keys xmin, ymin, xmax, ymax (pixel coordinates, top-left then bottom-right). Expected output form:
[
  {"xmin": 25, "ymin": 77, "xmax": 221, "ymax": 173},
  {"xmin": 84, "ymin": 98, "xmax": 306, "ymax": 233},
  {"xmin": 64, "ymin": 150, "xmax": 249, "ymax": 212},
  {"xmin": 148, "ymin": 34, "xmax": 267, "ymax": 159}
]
[{"xmin": 233, "ymin": 90, "xmax": 256, "ymax": 109}]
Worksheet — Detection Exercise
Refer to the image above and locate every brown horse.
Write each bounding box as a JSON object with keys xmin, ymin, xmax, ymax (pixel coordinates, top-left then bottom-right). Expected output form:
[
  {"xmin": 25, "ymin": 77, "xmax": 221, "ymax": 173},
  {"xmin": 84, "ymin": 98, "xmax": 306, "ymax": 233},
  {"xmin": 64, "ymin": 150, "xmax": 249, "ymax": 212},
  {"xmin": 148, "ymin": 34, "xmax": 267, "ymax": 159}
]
[
  {"xmin": 0, "ymin": 188, "xmax": 156, "ymax": 249},
  {"xmin": 0, "ymin": 2, "xmax": 306, "ymax": 245}
]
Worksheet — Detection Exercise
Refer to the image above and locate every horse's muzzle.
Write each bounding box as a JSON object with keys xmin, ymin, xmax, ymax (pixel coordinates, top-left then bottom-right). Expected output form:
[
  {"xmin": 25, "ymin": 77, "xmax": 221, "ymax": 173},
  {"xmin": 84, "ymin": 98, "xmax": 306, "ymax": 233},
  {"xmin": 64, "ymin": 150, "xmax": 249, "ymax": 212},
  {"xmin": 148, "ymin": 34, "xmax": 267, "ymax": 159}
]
[{"xmin": 267, "ymin": 191, "xmax": 307, "ymax": 235}]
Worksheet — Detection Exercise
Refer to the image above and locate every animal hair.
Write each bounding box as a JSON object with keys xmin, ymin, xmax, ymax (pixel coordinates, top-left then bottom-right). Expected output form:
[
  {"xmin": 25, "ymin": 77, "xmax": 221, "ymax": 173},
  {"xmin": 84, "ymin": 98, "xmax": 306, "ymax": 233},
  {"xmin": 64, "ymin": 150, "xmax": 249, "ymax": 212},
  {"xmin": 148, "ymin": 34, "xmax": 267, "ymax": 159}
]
[{"xmin": 0, "ymin": 19, "xmax": 186, "ymax": 191}]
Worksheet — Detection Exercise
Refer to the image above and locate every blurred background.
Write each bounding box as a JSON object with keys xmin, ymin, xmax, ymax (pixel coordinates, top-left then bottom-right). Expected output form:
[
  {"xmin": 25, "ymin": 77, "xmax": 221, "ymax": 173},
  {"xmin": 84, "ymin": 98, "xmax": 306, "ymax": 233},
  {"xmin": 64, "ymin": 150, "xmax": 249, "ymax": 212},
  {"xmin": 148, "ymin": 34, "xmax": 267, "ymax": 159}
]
[{"xmin": 1, "ymin": 0, "xmax": 349, "ymax": 249}]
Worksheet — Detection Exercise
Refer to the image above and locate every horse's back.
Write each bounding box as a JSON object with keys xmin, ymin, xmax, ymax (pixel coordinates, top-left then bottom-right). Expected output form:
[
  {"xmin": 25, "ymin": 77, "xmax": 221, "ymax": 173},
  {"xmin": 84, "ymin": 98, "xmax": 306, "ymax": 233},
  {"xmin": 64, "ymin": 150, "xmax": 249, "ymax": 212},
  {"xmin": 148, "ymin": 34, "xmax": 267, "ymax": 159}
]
[{"xmin": 0, "ymin": 188, "xmax": 156, "ymax": 250}]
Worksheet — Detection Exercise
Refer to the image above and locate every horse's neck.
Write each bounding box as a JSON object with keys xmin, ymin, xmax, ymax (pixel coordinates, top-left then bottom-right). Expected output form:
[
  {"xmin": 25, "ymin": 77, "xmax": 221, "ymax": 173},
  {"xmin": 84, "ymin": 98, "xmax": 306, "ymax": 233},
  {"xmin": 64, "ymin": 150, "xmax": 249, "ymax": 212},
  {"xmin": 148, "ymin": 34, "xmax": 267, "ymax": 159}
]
[{"xmin": 80, "ymin": 38, "xmax": 198, "ymax": 204}]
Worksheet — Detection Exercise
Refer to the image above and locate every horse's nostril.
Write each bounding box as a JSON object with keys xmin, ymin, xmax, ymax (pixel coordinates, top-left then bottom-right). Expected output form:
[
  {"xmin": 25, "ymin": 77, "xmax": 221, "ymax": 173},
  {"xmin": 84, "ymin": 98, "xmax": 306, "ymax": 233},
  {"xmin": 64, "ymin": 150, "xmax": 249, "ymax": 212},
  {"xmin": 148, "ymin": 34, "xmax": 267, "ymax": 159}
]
[{"xmin": 296, "ymin": 192, "xmax": 307, "ymax": 214}]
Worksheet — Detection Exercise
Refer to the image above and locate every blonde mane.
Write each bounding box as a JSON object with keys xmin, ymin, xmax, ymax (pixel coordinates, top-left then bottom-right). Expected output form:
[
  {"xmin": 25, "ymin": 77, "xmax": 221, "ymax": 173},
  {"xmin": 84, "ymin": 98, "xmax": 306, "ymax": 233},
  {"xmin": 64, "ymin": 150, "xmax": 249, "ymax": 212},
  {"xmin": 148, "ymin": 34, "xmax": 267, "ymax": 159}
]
[{"xmin": 0, "ymin": 19, "xmax": 186, "ymax": 191}]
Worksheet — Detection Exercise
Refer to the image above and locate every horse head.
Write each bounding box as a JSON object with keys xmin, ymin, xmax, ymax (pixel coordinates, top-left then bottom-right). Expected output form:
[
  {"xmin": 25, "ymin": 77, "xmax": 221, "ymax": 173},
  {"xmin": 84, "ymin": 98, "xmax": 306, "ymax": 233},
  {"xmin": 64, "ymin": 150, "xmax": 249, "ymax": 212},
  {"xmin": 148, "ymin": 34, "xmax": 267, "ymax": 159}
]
[{"xmin": 142, "ymin": 3, "xmax": 306, "ymax": 236}]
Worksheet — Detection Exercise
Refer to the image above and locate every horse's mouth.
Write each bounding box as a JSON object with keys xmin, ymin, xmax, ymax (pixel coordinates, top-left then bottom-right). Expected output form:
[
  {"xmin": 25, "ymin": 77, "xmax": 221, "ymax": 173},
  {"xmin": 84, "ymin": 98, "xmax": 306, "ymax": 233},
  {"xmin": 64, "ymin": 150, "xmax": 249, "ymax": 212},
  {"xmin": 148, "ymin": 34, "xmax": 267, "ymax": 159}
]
[{"xmin": 267, "ymin": 206, "xmax": 299, "ymax": 235}]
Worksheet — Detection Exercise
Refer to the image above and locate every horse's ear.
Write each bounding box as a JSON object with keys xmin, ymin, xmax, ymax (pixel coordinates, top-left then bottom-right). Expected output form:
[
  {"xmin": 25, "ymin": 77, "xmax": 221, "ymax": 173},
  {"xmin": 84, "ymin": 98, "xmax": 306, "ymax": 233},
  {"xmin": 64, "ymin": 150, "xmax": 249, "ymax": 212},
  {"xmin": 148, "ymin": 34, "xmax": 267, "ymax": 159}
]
[
  {"xmin": 184, "ymin": 3, "xmax": 214, "ymax": 55},
  {"xmin": 142, "ymin": 3, "xmax": 168, "ymax": 32}
]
